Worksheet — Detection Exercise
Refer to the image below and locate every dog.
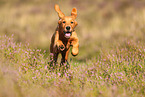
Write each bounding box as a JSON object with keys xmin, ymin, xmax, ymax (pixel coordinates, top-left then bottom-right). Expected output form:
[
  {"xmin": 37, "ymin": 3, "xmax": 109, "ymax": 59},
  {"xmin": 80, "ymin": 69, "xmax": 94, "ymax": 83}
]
[{"xmin": 50, "ymin": 4, "xmax": 79, "ymax": 67}]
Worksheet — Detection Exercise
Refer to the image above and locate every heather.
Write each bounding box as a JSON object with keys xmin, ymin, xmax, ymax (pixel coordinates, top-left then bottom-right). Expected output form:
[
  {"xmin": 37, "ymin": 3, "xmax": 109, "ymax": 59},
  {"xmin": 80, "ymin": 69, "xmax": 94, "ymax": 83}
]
[{"xmin": 0, "ymin": 0, "xmax": 145, "ymax": 97}]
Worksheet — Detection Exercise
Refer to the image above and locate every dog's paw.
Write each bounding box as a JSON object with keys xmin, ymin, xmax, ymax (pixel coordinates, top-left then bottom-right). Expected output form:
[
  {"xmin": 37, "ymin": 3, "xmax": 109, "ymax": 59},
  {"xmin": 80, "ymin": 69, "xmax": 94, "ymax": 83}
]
[
  {"xmin": 71, "ymin": 47, "xmax": 79, "ymax": 56},
  {"xmin": 59, "ymin": 44, "xmax": 65, "ymax": 51}
]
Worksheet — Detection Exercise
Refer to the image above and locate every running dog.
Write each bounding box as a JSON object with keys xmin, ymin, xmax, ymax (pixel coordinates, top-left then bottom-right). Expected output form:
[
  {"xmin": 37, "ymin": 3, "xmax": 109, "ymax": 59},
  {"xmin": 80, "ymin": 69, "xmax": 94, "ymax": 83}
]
[{"xmin": 50, "ymin": 4, "xmax": 79, "ymax": 67}]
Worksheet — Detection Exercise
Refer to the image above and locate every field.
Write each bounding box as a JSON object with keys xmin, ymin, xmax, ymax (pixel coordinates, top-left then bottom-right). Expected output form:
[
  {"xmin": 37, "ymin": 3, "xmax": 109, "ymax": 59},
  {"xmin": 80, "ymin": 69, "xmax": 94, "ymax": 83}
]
[{"xmin": 0, "ymin": 0, "xmax": 145, "ymax": 97}]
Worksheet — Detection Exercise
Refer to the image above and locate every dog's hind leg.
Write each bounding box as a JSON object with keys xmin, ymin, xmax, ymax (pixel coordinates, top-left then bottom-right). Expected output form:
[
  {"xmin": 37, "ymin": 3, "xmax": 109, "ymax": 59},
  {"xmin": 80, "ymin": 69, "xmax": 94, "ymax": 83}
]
[
  {"xmin": 49, "ymin": 44, "xmax": 59, "ymax": 69},
  {"xmin": 49, "ymin": 52, "xmax": 59, "ymax": 70},
  {"xmin": 60, "ymin": 48, "xmax": 70, "ymax": 68},
  {"xmin": 60, "ymin": 52, "xmax": 66, "ymax": 67}
]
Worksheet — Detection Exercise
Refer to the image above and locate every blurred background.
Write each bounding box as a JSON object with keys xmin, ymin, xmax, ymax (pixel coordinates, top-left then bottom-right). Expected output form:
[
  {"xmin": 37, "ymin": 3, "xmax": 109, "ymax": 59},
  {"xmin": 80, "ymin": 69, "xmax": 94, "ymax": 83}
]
[{"xmin": 0, "ymin": 0, "xmax": 145, "ymax": 62}]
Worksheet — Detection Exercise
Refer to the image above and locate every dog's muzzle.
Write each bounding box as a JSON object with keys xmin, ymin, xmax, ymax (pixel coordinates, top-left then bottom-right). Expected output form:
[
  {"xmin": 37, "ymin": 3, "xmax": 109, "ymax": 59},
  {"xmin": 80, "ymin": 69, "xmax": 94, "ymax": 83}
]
[{"xmin": 64, "ymin": 31, "xmax": 72, "ymax": 38}]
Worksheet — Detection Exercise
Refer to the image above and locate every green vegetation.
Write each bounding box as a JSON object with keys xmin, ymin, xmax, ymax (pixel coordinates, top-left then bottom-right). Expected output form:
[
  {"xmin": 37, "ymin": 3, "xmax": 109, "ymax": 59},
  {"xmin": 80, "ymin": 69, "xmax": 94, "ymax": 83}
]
[{"xmin": 0, "ymin": 0, "xmax": 145, "ymax": 97}]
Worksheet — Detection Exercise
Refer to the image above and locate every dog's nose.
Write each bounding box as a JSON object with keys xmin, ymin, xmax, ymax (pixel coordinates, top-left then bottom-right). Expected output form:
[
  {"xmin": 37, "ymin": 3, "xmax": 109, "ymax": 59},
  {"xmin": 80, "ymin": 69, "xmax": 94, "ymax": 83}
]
[{"xmin": 66, "ymin": 26, "xmax": 70, "ymax": 30}]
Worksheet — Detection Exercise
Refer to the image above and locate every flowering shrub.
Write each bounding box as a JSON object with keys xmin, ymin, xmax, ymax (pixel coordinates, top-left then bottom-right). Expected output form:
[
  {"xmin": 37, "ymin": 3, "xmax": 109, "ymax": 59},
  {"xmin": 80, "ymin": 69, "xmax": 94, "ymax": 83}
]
[{"xmin": 0, "ymin": 35, "xmax": 145, "ymax": 97}]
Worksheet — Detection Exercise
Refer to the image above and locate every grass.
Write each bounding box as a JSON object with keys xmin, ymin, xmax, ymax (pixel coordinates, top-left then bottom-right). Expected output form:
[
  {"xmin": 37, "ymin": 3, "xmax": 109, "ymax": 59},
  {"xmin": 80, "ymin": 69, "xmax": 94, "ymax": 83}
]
[{"xmin": 0, "ymin": 0, "xmax": 145, "ymax": 97}]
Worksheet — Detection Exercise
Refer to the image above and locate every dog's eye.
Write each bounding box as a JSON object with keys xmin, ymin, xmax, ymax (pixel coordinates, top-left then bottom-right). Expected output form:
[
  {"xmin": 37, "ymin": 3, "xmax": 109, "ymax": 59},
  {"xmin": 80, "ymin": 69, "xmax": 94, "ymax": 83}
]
[
  {"xmin": 71, "ymin": 21, "xmax": 74, "ymax": 24},
  {"xmin": 63, "ymin": 21, "xmax": 66, "ymax": 23}
]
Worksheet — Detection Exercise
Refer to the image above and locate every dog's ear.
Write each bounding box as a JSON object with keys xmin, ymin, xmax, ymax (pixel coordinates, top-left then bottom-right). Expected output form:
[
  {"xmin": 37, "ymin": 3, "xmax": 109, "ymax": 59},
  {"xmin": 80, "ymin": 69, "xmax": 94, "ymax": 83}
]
[
  {"xmin": 71, "ymin": 8, "xmax": 77, "ymax": 19},
  {"xmin": 55, "ymin": 4, "xmax": 65, "ymax": 19},
  {"xmin": 58, "ymin": 19, "xmax": 62, "ymax": 24}
]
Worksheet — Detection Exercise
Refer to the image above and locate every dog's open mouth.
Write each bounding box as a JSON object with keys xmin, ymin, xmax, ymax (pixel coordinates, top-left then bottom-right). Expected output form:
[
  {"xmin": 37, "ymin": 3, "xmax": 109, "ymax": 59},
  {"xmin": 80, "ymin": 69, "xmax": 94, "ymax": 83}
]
[{"xmin": 64, "ymin": 31, "xmax": 72, "ymax": 38}]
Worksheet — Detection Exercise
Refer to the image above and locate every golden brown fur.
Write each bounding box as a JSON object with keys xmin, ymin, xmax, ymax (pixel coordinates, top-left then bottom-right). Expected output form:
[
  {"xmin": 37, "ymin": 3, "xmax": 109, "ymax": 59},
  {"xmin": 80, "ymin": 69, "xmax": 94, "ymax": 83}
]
[{"xmin": 50, "ymin": 4, "xmax": 79, "ymax": 65}]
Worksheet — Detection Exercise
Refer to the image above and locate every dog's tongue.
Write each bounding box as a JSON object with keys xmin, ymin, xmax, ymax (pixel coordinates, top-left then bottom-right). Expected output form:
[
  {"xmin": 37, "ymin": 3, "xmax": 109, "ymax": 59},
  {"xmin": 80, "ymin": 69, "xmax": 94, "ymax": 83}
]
[{"xmin": 65, "ymin": 33, "xmax": 71, "ymax": 38}]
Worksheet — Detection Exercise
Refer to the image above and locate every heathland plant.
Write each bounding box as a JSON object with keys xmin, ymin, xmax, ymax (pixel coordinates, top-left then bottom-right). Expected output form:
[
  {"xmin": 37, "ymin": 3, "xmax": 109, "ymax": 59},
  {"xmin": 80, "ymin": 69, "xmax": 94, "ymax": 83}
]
[{"xmin": 0, "ymin": 35, "xmax": 144, "ymax": 97}]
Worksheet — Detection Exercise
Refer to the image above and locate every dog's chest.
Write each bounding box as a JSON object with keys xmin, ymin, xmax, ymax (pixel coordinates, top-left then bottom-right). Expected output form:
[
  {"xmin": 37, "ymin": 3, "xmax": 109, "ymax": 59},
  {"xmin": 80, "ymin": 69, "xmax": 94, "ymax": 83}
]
[{"xmin": 62, "ymin": 38, "xmax": 72, "ymax": 49}]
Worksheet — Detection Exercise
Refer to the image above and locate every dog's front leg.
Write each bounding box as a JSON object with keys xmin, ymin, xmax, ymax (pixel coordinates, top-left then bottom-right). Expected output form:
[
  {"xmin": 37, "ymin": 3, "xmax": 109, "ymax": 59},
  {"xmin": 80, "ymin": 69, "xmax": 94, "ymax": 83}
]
[
  {"xmin": 56, "ymin": 40, "xmax": 65, "ymax": 51},
  {"xmin": 54, "ymin": 31, "xmax": 65, "ymax": 51},
  {"xmin": 71, "ymin": 38, "xmax": 79, "ymax": 56}
]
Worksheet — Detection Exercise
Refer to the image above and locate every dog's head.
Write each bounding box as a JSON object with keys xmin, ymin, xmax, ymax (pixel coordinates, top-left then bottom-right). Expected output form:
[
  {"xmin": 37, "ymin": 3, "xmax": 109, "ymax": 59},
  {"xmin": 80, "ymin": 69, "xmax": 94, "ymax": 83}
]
[{"xmin": 55, "ymin": 4, "xmax": 78, "ymax": 38}]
